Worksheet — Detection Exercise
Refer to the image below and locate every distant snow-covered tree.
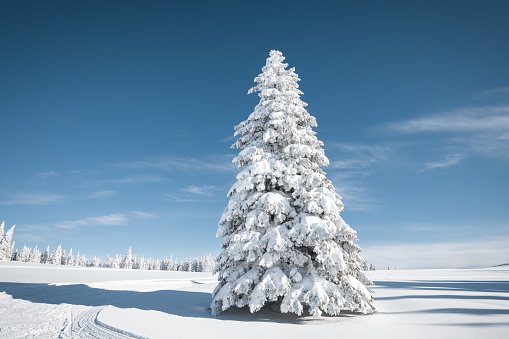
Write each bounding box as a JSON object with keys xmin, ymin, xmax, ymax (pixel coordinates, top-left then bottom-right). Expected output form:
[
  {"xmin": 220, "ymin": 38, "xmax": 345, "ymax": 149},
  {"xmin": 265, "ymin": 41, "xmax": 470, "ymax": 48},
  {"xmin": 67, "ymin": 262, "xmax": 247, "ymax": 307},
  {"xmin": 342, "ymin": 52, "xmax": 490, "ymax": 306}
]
[
  {"xmin": 77, "ymin": 253, "xmax": 88, "ymax": 267},
  {"xmin": 121, "ymin": 247, "xmax": 133, "ymax": 269},
  {"xmin": 66, "ymin": 249, "xmax": 74, "ymax": 266},
  {"xmin": 201, "ymin": 254, "xmax": 216, "ymax": 272},
  {"xmin": 137, "ymin": 256, "xmax": 148, "ymax": 270},
  {"xmin": 90, "ymin": 256, "xmax": 102, "ymax": 267},
  {"xmin": 0, "ymin": 221, "xmax": 4, "ymax": 239},
  {"xmin": 61, "ymin": 250, "xmax": 67, "ymax": 265},
  {"xmin": 149, "ymin": 259, "xmax": 160, "ymax": 270},
  {"xmin": 41, "ymin": 246, "xmax": 50, "ymax": 264},
  {"xmin": 50, "ymin": 245, "xmax": 63, "ymax": 265},
  {"xmin": 211, "ymin": 50, "xmax": 374, "ymax": 317},
  {"xmin": 161, "ymin": 256, "xmax": 174, "ymax": 271},
  {"xmin": 29, "ymin": 245, "xmax": 41, "ymax": 263},
  {"xmin": 0, "ymin": 224, "xmax": 16, "ymax": 261},
  {"xmin": 104, "ymin": 255, "xmax": 113, "ymax": 268},
  {"xmin": 112, "ymin": 254, "xmax": 121, "ymax": 269},
  {"xmin": 74, "ymin": 252, "xmax": 81, "ymax": 266},
  {"xmin": 17, "ymin": 245, "xmax": 31, "ymax": 262}
]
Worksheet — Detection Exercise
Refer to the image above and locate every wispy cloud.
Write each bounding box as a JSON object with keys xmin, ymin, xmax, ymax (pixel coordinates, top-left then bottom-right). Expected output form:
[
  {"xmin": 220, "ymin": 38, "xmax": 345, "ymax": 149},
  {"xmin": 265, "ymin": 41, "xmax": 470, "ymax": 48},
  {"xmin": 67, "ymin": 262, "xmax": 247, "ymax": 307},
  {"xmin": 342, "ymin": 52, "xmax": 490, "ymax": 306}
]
[
  {"xmin": 0, "ymin": 193, "xmax": 63, "ymax": 205},
  {"xmin": 420, "ymin": 153, "xmax": 465, "ymax": 172},
  {"xmin": 381, "ymin": 104, "xmax": 509, "ymax": 163},
  {"xmin": 84, "ymin": 190, "xmax": 116, "ymax": 199},
  {"xmin": 331, "ymin": 178, "xmax": 378, "ymax": 212},
  {"xmin": 132, "ymin": 211, "xmax": 157, "ymax": 219},
  {"xmin": 221, "ymin": 134, "xmax": 236, "ymax": 143},
  {"xmin": 37, "ymin": 171, "xmax": 60, "ymax": 179},
  {"xmin": 94, "ymin": 174, "xmax": 170, "ymax": 185},
  {"xmin": 363, "ymin": 236, "xmax": 509, "ymax": 269},
  {"xmin": 55, "ymin": 213, "xmax": 128, "ymax": 229},
  {"xmin": 165, "ymin": 185, "xmax": 226, "ymax": 203},
  {"xmin": 475, "ymin": 87, "xmax": 509, "ymax": 101},
  {"xmin": 181, "ymin": 185, "xmax": 218, "ymax": 196},
  {"xmin": 116, "ymin": 154, "xmax": 236, "ymax": 173},
  {"xmin": 384, "ymin": 106, "xmax": 509, "ymax": 134},
  {"xmin": 325, "ymin": 143, "xmax": 398, "ymax": 211},
  {"xmin": 329, "ymin": 142, "xmax": 397, "ymax": 175}
]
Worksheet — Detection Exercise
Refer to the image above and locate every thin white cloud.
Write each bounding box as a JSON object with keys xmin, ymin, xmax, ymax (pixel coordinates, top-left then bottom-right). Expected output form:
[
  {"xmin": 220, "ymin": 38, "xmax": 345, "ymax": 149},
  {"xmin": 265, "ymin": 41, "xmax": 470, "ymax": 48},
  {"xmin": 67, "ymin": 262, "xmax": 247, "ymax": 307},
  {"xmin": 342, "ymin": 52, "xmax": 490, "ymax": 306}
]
[
  {"xmin": 381, "ymin": 104, "xmax": 509, "ymax": 162},
  {"xmin": 420, "ymin": 153, "xmax": 465, "ymax": 172},
  {"xmin": 181, "ymin": 185, "xmax": 218, "ymax": 196},
  {"xmin": 85, "ymin": 190, "xmax": 116, "ymax": 199},
  {"xmin": 385, "ymin": 106, "xmax": 509, "ymax": 134},
  {"xmin": 221, "ymin": 134, "xmax": 237, "ymax": 143},
  {"xmin": 0, "ymin": 193, "xmax": 63, "ymax": 205},
  {"xmin": 96, "ymin": 174, "xmax": 170, "ymax": 185},
  {"xmin": 475, "ymin": 87, "xmax": 509, "ymax": 101},
  {"xmin": 132, "ymin": 211, "xmax": 157, "ymax": 219},
  {"xmin": 329, "ymin": 142, "xmax": 397, "ymax": 174},
  {"xmin": 37, "ymin": 171, "xmax": 60, "ymax": 179},
  {"xmin": 325, "ymin": 143, "xmax": 398, "ymax": 211},
  {"xmin": 55, "ymin": 213, "xmax": 127, "ymax": 229},
  {"xmin": 363, "ymin": 236, "xmax": 509, "ymax": 269},
  {"xmin": 330, "ymin": 174, "xmax": 378, "ymax": 212},
  {"xmin": 116, "ymin": 154, "xmax": 236, "ymax": 173}
]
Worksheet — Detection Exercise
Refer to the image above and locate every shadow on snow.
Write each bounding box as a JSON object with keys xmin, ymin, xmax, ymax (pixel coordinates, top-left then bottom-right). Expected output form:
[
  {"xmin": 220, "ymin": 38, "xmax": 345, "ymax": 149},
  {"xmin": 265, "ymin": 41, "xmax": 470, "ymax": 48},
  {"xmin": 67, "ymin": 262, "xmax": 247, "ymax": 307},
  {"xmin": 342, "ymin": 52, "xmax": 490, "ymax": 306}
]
[
  {"xmin": 373, "ymin": 280, "xmax": 509, "ymax": 317},
  {"xmin": 0, "ymin": 281, "xmax": 361, "ymax": 324}
]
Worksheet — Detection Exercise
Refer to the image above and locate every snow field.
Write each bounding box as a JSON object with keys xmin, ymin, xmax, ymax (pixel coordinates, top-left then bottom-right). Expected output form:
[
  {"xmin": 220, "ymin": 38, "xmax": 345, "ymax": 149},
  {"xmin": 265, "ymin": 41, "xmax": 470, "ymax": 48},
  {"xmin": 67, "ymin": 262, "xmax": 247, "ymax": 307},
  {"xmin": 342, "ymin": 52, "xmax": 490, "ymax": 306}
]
[{"xmin": 1, "ymin": 261, "xmax": 508, "ymax": 338}]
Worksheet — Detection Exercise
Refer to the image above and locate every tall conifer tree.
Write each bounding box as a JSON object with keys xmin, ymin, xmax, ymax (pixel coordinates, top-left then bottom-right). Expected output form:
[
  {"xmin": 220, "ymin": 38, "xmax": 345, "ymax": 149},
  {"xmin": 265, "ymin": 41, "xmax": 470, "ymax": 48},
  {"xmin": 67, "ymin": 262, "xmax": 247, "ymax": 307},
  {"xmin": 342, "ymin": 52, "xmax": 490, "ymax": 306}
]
[{"xmin": 211, "ymin": 51, "xmax": 374, "ymax": 317}]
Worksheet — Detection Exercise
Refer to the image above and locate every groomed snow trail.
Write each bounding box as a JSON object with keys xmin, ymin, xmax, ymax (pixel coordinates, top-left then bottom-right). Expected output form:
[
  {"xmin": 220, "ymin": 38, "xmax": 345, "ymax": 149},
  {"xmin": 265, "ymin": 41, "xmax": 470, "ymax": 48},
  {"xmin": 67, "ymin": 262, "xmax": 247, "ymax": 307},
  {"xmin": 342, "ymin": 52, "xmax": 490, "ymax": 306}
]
[
  {"xmin": 69, "ymin": 306, "xmax": 147, "ymax": 339},
  {"xmin": 0, "ymin": 262, "xmax": 216, "ymax": 339},
  {"xmin": 0, "ymin": 289, "xmax": 144, "ymax": 339}
]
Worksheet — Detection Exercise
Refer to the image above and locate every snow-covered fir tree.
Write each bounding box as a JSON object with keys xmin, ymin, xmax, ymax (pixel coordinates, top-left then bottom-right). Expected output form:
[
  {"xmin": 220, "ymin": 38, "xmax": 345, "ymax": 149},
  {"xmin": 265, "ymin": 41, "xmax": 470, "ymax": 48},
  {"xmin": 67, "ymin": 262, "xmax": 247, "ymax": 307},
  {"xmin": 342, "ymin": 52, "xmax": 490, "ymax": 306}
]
[
  {"xmin": 11, "ymin": 248, "xmax": 18, "ymax": 261},
  {"xmin": 50, "ymin": 245, "xmax": 63, "ymax": 265},
  {"xmin": 74, "ymin": 252, "xmax": 81, "ymax": 266},
  {"xmin": 61, "ymin": 249, "xmax": 67, "ymax": 265},
  {"xmin": 66, "ymin": 249, "xmax": 74, "ymax": 266},
  {"xmin": 121, "ymin": 247, "xmax": 133, "ymax": 269},
  {"xmin": 0, "ymin": 221, "xmax": 4, "ymax": 239},
  {"xmin": 150, "ymin": 259, "xmax": 161, "ymax": 270},
  {"xmin": 41, "ymin": 246, "xmax": 50, "ymax": 264},
  {"xmin": 17, "ymin": 245, "xmax": 31, "ymax": 262},
  {"xmin": 0, "ymin": 224, "xmax": 16, "ymax": 261},
  {"xmin": 91, "ymin": 256, "xmax": 102, "ymax": 267},
  {"xmin": 112, "ymin": 254, "xmax": 121, "ymax": 269},
  {"xmin": 76, "ymin": 253, "xmax": 88, "ymax": 267},
  {"xmin": 29, "ymin": 245, "xmax": 41, "ymax": 263},
  {"xmin": 211, "ymin": 50, "xmax": 374, "ymax": 317},
  {"xmin": 104, "ymin": 255, "xmax": 113, "ymax": 268}
]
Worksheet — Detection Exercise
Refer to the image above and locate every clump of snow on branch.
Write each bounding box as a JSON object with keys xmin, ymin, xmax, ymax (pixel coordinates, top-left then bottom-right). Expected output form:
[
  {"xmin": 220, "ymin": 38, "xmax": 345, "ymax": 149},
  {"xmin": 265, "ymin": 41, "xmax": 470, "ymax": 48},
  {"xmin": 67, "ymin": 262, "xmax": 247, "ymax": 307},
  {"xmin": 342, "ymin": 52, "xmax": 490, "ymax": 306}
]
[{"xmin": 211, "ymin": 50, "xmax": 375, "ymax": 317}]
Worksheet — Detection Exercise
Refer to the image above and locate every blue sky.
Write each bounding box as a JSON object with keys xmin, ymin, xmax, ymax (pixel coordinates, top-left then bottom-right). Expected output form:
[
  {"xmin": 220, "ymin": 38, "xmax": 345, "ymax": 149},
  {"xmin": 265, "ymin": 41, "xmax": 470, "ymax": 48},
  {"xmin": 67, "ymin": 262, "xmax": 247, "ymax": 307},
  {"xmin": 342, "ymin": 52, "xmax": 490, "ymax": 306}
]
[{"xmin": 1, "ymin": 1, "xmax": 508, "ymax": 268}]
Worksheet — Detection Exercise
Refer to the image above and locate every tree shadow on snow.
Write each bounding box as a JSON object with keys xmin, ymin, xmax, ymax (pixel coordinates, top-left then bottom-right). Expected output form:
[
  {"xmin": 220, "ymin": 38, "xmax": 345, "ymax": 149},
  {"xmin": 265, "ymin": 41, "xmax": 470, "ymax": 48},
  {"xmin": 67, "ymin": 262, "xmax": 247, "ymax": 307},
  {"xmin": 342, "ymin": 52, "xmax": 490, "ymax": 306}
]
[
  {"xmin": 373, "ymin": 280, "xmax": 509, "ymax": 316},
  {"xmin": 0, "ymin": 282, "xmax": 363, "ymax": 324},
  {"xmin": 373, "ymin": 280, "xmax": 509, "ymax": 294}
]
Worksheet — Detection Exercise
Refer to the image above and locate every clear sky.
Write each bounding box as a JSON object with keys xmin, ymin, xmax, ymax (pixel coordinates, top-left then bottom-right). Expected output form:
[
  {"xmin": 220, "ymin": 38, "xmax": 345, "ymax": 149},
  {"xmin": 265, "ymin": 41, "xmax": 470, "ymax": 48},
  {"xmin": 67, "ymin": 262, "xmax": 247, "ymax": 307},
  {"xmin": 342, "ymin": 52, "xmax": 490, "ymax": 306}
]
[{"xmin": 1, "ymin": 1, "xmax": 508, "ymax": 268}]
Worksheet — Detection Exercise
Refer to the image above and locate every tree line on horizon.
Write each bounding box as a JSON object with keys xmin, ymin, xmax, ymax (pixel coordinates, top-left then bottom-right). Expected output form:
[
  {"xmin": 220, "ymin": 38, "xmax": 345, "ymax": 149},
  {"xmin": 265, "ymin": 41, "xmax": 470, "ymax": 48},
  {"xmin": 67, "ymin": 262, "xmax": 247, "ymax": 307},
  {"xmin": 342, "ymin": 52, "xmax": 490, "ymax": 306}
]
[{"xmin": 0, "ymin": 221, "xmax": 215, "ymax": 272}]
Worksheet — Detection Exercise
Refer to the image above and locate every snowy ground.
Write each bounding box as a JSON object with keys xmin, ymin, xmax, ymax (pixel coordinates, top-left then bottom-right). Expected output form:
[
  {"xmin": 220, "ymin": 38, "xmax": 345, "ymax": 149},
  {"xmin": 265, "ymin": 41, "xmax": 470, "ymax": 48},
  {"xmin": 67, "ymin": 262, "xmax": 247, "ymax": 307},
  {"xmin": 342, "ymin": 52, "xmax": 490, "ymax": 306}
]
[{"xmin": 1, "ymin": 261, "xmax": 508, "ymax": 338}]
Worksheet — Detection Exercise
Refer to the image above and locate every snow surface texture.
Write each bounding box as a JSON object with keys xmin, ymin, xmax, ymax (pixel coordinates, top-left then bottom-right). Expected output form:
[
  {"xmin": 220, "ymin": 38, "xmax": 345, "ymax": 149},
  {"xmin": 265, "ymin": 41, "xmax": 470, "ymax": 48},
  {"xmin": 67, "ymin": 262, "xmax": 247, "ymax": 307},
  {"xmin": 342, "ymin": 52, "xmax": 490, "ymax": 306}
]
[
  {"xmin": 1, "ymin": 261, "xmax": 508, "ymax": 338},
  {"xmin": 212, "ymin": 50, "xmax": 374, "ymax": 317}
]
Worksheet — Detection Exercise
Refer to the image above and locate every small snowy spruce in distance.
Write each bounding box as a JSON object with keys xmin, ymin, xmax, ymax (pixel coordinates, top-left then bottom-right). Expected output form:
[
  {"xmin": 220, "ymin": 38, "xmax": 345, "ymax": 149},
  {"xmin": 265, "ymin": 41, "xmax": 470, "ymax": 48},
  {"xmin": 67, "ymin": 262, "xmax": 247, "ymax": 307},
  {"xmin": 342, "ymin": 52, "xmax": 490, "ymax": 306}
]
[{"xmin": 211, "ymin": 50, "xmax": 375, "ymax": 317}]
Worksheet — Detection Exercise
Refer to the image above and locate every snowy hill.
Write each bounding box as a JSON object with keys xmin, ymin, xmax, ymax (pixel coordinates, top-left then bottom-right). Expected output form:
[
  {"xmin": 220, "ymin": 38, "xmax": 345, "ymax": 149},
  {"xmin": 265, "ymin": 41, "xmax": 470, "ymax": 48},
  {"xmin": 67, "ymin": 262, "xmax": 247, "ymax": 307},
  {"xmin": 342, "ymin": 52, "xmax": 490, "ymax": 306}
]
[{"xmin": 1, "ymin": 261, "xmax": 508, "ymax": 338}]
